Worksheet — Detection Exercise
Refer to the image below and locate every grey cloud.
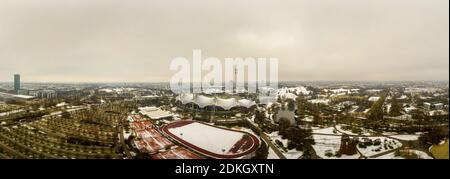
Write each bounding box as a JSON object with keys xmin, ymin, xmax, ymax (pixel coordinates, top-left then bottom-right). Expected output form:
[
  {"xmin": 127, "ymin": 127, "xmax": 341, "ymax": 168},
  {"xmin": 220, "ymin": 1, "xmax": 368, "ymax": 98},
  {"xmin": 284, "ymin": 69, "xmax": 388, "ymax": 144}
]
[{"xmin": 0, "ymin": 0, "xmax": 448, "ymax": 82}]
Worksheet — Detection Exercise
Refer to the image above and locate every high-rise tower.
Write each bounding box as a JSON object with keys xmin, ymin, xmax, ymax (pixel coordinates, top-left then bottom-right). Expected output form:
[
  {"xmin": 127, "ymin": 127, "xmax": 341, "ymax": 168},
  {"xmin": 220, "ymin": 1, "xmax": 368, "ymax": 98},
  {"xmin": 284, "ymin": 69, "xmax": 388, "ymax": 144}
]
[{"xmin": 14, "ymin": 74, "xmax": 20, "ymax": 93}]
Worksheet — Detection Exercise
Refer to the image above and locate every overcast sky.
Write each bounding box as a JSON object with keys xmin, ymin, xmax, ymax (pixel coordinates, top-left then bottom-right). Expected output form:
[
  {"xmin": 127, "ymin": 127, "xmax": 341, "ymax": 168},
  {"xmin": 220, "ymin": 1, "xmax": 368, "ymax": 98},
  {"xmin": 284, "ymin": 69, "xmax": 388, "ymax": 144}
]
[{"xmin": 0, "ymin": 0, "xmax": 448, "ymax": 83}]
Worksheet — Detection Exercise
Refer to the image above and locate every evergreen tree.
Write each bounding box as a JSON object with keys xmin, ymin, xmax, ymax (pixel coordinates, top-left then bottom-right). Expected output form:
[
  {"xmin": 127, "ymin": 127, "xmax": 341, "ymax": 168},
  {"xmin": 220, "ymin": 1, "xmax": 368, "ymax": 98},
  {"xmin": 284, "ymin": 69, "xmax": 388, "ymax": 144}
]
[
  {"xmin": 254, "ymin": 109, "xmax": 266, "ymax": 124},
  {"xmin": 368, "ymin": 94, "xmax": 386, "ymax": 121},
  {"xmin": 278, "ymin": 118, "xmax": 291, "ymax": 136},
  {"xmin": 389, "ymin": 97, "xmax": 403, "ymax": 117},
  {"xmin": 296, "ymin": 96, "xmax": 306, "ymax": 116},
  {"xmin": 287, "ymin": 99, "xmax": 296, "ymax": 111}
]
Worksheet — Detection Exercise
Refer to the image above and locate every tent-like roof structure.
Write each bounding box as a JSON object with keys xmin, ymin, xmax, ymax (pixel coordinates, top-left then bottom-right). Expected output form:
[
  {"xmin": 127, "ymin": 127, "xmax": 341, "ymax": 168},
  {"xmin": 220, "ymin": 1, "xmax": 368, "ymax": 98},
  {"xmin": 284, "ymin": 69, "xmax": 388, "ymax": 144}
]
[{"xmin": 176, "ymin": 94, "xmax": 256, "ymax": 110}]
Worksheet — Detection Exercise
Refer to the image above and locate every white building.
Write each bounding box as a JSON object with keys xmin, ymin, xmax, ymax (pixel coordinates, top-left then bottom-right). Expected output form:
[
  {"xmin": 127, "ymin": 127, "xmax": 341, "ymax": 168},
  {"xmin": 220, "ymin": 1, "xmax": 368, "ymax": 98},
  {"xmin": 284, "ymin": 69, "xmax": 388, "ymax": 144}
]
[
  {"xmin": 139, "ymin": 107, "xmax": 173, "ymax": 120},
  {"xmin": 368, "ymin": 96, "xmax": 381, "ymax": 102},
  {"xmin": 423, "ymin": 102, "xmax": 432, "ymax": 110},
  {"xmin": 30, "ymin": 90, "xmax": 57, "ymax": 99},
  {"xmin": 433, "ymin": 103, "xmax": 444, "ymax": 110}
]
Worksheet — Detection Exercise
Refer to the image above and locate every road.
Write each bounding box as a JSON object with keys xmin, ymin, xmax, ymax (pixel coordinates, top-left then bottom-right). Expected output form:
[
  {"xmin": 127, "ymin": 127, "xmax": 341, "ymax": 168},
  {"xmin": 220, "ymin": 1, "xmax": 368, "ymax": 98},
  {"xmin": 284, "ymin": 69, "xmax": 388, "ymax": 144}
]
[
  {"xmin": 244, "ymin": 118, "xmax": 286, "ymax": 159},
  {"xmin": 260, "ymin": 132, "xmax": 287, "ymax": 159},
  {"xmin": 117, "ymin": 115, "xmax": 133, "ymax": 159}
]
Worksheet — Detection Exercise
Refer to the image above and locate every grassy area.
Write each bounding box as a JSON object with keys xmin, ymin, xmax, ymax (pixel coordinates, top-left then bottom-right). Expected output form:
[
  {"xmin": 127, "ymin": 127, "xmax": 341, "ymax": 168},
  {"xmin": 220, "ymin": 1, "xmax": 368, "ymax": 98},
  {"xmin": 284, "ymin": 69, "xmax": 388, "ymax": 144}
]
[{"xmin": 430, "ymin": 140, "xmax": 449, "ymax": 159}]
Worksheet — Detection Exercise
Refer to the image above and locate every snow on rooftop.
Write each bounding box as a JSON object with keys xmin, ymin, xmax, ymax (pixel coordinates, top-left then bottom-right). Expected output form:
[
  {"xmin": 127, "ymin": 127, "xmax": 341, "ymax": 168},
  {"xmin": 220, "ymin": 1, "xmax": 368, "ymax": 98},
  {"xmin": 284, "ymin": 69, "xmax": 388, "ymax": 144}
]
[
  {"xmin": 216, "ymin": 98, "xmax": 237, "ymax": 110},
  {"xmin": 308, "ymin": 99, "xmax": 330, "ymax": 105},
  {"xmin": 196, "ymin": 95, "xmax": 215, "ymax": 108},
  {"xmin": 258, "ymin": 96, "xmax": 277, "ymax": 105},
  {"xmin": 282, "ymin": 93, "xmax": 298, "ymax": 100},
  {"xmin": 277, "ymin": 87, "xmax": 311, "ymax": 98},
  {"xmin": 14, "ymin": 95, "xmax": 35, "ymax": 99},
  {"xmin": 366, "ymin": 89, "xmax": 383, "ymax": 93},
  {"xmin": 139, "ymin": 107, "xmax": 173, "ymax": 120},
  {"xmin": 238, "ymin": 99, "xmax": 256, "ymax": 108},
  {"xmin": 330, "ymin": 88, "xmax": 350, "ymax": 94},
  {"xmin": 176, "ymin": 94, "xmax": 256, "ymax": 110},
  {"xmin": 56, "ymin": 102, "xmax": 68, "ymax": 107},
  {"xmin": 313, "ymin": 127, "xmax": 338, "ymax": 135},
  {"xmin": 368, "ymin": 96, "xmax": 380, "ymax": 102},
  {"xmin": 267, "ymin": 147, "xmax": 280, "ymax": 159},
  {"xmin": 168, "ymin": 122, "xmax": 243, "ymax": 154},
  {"xmin": 0, "ymin": 92, "xmax": 35, "ymax": 99}
]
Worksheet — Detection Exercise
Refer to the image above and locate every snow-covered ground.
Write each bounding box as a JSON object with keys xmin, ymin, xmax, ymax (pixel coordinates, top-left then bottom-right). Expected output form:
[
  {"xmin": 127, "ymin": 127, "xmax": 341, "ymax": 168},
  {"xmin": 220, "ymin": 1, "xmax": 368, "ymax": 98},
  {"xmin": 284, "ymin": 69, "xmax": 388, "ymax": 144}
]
[
  {"xmin": 308, "ymin": 99, "xmax": 330, "ymax": 105},
  {"xmin": 335, "ymin": 125, "xmax": 371, "ymax": 136},
  {"xmin": 300, "ymin": 116, "xmax": 314, "ymax": 122},
  {"xmin": 232, "ymin": 127, "xmax": 258, "ymax": 138},
  {"xmin": 56, "ymin": 102, "xmax": 68, "ymax": 107},
  {"xmin": 374, "ymin": 152, "xmax": 403, "ymax": 159},
  {"xmin": 277, "ymin": 86, "xmax": 311, "ymax": 96},
  {"xmin": 267, "ymin": 132, "xmax": 289, "ymax": 148},
  {"xmin": 284, "ymin": 150, "xmax": 303, "ymax": 159},
  {"xmin": 0, "ymin": 109, "xmax": 25, "ymax": 117},
  {"xmin": 389, "ymin": 134, "xmax": 419, "ymax": 141},
  {"xmin": 374, "ymin": 150, "xmax": 432, "ymax": 159},
  {"xmin": 381, "ymin": 131, "xmax": 399, "ymax": 136},
  {"xmin": 139, "ymin": 107, "xmax": 173, "ymax": 120},
  {"xmin": 406, "ymin": 150, "xmax": 433, "ymax": 159},
  {"xmin": 266, "ymin": 132, "xmax": 304, "ymax": 159},
  {"xmin": 267, "ymin": 147, "xmax": 280, "ymax": 159},
  {"xmin": 357, "ymin": 137, "xmax": 402, "ymax": 157},
  {"xmin": 313, "ymin": 127, "xmax": 339, "ymax": 135},
  {"xmin": 368, "ymin": 96, "xmax": 380, "ymax": 102},
  {"xmin": 168, "ymin": 122, "xmax": 245, "ymax": 155},
  {"xmin": 404, "ymin": 106, "xmax": 417, "ymax": 113},
  {"xmin": 311, "ymin": 127, "xmax": 360, "ymax": 159},
  {"xmin": 312, "ymin": 134, "xmax": 360, "ymax": 159},
  {"xmin": 312, "ymin": 135, "xmax": 340, "ymax": 158}
]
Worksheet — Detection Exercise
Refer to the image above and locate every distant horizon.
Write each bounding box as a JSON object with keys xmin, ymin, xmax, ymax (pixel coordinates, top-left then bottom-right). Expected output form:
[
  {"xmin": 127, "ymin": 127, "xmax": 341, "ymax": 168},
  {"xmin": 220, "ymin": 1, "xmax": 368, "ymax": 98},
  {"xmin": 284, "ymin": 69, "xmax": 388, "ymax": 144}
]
[{"xmin": 0, "ymin": 79, "xmax": 449, "ymax": 84}]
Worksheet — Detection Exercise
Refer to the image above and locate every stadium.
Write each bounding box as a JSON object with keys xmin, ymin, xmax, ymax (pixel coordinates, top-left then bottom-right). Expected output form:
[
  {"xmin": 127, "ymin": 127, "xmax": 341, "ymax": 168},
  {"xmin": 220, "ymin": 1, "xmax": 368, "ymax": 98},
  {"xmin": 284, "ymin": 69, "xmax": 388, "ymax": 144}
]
[
  {"xmin": 175, "ymin": 93, "xmax": 257, "ymax": 113},
  {"xmin": 161, "ymin": 120, "xmax": 260, "ymax": 159}
]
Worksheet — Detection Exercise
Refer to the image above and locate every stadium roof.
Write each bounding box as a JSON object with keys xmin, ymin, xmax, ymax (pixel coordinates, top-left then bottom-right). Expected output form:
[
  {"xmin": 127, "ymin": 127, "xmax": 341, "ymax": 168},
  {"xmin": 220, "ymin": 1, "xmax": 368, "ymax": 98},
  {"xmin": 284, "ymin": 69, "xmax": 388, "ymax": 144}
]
[{"xmin": 176, "ymin": 94, "xmax": 256, "ymax": 110}]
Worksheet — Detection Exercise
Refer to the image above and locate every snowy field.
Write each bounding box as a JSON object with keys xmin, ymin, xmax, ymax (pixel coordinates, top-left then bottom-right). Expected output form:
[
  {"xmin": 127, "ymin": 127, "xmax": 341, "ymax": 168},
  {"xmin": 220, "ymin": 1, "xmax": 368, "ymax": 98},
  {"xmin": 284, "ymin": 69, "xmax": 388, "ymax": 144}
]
[
  {"xmin": 312, "ymin": 134, "xmax": 360, "ymax": 159},
  {"xmin": 168, "ymin": 122, "xmax": 244, "ymax": 155},
  {"xmin": 0, "ymin": 109, "xmax": 25, "ymax": 117},
  {"xmin": 267, "ymin": 132, "xmax": 289, "ymax": 147},
  {"xmin": 267, "ymin": 148, "xmax": 280, "ymax": 159},
  {"xmin": 374, "ymin": 152, "xmax": 403, "ymax": 159},
  {"xmin": 389, "ymin": 135, "xmax": 420, "ymax": 141},
  {"xmin": 266, "ymin": 132, "xmax": 304, "ymax": 159},
  {"xmin": 308, "ymin": 99, "xmax": 330, "ymax": 105},
  {"xmin": 310, "ymin": 127, "xmax": 360, "ymax": 159},
  {"xmin": 358, "ymin": 137, "xmax": 402, "ymax": 157},
  {"xmin": 313, "ymin": 127, "xmax": 339, "ymax": 135},
  {"xmin": 375, "ymin": 150, "xmax": 432, "ymax": 159},
  {"xmin": 139, "ymin": 107, "xmax": 173, "ymax": 120},
  {"xmin": 312, "ymin": 127, "xmax": 360, "ymax": 159},
  {"xmin": 335, "ymin": 125, "xmax": 371, "ymax": 136},
  {"xmin": 300, "ymin": 116, "xmax": 314, "ymax": 122},
  {"xmin": 284, "ymin": 150, "xmax": 304, "ymax": 159}
]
